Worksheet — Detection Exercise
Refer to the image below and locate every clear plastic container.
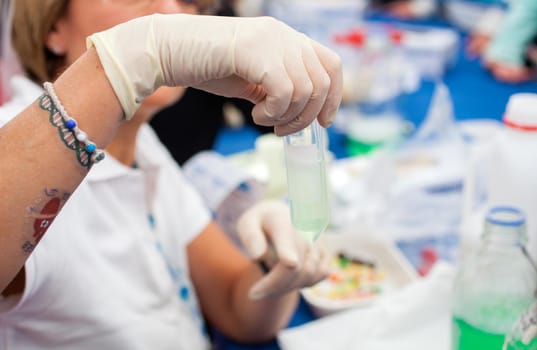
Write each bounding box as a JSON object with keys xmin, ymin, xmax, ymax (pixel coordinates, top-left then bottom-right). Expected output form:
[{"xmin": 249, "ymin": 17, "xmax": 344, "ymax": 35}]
[
  {"xmin": 451, "ymin": 206, "xmax": 537, "ymax": 350},
  {"xmin": 283, "ymin": 120, "xmax": 330, "ymax": 242}
]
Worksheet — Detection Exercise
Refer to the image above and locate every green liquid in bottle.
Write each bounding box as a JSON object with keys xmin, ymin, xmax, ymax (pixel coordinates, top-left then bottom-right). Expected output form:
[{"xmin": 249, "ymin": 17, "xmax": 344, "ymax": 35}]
[
  {"xmin": 285, "ymin": 145, "xmax": 329, "ymax": 242},
  {"xmin": 452, "ymin": 317, "xmax": 506, "ymax": 350}
]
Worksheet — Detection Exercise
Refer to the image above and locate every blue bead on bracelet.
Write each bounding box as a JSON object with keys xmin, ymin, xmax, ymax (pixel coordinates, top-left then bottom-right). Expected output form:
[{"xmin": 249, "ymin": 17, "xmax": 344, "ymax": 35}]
[
  {"xmin": 43, "ymin": 82, "xmax": 105, "ymax": 166},
  {"xmin": 65, "ymin": 119, "xmax": 77, "ymax": 130},
  {"xmin": 85, "ymin": 143, "xmax": 97, "ymax": 153}
]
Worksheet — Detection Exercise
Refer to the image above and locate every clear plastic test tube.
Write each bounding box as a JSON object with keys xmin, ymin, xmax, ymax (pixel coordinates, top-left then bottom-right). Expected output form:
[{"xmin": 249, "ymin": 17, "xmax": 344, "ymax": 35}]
[{"xmin": 283, "ymin": 119, "xmax": 330, "ymax": 242}]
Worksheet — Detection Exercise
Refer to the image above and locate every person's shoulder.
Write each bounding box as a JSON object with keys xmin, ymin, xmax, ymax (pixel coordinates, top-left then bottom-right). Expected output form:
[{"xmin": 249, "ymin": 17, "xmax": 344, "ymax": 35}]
[{"xmin": 0, "ymin": 76, "xmax": 43, "ymax": 127}]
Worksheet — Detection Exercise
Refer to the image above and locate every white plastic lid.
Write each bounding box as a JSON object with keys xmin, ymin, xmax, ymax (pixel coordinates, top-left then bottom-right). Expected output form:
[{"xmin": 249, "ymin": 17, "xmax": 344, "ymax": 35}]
[{"xmin": 504, "ymin": 93, "xmax": 537, "ymax": 129}]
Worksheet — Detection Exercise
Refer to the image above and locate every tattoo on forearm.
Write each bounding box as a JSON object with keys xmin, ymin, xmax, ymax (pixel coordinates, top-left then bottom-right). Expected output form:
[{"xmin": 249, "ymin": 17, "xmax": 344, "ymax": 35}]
[
  {"xmin": 39, "ymin": 93, "xmax": 95, "ymax": 169},
  {"xmin": 23, "ymin": 188, "xmax": 70, "ymax": 254}
]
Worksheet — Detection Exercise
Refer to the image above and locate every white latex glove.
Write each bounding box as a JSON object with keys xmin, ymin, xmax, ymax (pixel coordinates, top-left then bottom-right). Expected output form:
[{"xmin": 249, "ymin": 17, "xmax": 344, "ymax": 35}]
[
  {"xmin": 87, "ymin": 14, "xmax": 342, "ymax": 136},
  {"xmin": 236, "ymin": 200, "xmax": 330, "ymax": 301}
]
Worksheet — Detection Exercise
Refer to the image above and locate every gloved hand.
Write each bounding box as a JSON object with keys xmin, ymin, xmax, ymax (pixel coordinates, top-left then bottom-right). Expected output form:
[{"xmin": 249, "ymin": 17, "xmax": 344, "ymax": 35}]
[
  {"xmin": 236, "ymin": 200, "xmax": 330, "ymax": 301},
  {"xmin": 87, "ymin": 14, "xmax": 342, "ymax": 136}
]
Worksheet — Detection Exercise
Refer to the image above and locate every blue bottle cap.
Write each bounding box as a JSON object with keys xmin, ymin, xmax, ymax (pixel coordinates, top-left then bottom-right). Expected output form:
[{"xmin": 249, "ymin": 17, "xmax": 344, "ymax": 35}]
[{"xmin": 486, "ymin": 206, "xmax": 526, "ymax": 227}]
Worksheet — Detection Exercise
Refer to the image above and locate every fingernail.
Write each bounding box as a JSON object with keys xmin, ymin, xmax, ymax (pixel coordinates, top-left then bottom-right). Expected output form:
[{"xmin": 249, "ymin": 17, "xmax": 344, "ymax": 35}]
[
  {"xmin": 288, "ymin": 255, "xmax": 299, "ymax": 267},
  {"xmin": 327, "ymin": 111, "xmax": 337, "ymax": 126},
  {"xmin": 281, "ymin": 249, "xmax": 299, "ymax": 267}
]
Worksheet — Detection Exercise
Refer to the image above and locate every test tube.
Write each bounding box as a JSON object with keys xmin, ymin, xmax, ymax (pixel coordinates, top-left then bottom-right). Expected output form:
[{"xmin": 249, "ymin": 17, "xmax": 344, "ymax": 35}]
[{"xmin": 283, "ymin": 119, "xmax": 330, "ymax": 242}]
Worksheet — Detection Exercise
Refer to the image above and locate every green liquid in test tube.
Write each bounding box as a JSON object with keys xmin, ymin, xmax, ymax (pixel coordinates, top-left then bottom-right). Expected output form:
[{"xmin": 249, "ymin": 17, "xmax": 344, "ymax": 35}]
[{"xmin": 283, "ymin": 119, "xmax": 330, "ymax": 242}]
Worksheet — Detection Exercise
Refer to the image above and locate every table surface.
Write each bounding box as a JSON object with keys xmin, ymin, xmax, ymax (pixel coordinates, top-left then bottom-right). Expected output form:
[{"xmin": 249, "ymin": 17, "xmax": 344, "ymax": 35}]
[{"xmin": 211, "ymin": 14, "xmax": 537, "ymax": 350}]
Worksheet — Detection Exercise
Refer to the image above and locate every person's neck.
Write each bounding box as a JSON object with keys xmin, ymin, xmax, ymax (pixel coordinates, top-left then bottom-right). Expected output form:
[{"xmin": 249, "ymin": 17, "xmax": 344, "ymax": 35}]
[{"xmin": 105, "ymin": 116, "xmax": 144, "ymax": 167}]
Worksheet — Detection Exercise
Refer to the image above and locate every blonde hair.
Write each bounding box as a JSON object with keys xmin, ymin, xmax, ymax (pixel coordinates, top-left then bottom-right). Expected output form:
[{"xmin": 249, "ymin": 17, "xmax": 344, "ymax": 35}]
[
  {"xmin": 11, "ymin": 0, "xmax": 68, "ymax": 84},
  {"xmin": 11, "ymin": 0, "xmax": 220, "ymax": 84}
]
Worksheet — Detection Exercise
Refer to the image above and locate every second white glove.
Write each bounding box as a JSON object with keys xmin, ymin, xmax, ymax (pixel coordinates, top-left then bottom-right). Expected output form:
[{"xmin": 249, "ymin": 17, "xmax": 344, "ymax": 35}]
[
  {"xmin": 87, "ymin": 14, "xmax": 342, "ymax": 135},
  {"xmin": 236, "ymin": 200, "xmax": 330, "ymax": 301}
]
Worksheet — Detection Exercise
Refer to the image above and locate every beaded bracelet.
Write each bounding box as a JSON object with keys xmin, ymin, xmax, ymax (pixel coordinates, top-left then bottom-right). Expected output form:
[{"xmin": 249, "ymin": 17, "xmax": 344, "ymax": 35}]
[{"xmin": 42, "ymin": 82, "xmax": 105, "ymax": 168}]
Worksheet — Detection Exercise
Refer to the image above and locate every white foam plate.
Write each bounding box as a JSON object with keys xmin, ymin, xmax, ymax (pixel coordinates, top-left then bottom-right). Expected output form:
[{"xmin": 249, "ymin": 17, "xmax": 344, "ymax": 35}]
[{"xmin": 301, "ymin": 232, "xmax": 419, "ymax": 317}]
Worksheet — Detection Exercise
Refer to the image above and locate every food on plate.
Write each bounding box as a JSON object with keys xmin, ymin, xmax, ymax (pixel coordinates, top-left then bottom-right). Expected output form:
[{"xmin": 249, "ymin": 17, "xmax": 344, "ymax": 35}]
[{"xmin": 309, "ymin": 252, "xmax": 388, "ymax": 301}]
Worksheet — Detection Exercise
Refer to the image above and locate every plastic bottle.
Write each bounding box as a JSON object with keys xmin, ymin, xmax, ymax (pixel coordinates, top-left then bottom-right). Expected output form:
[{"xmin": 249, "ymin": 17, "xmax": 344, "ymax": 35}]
[
  {"xmin": 451, "ymin": 206, "xmax": 537, "ymax": 350},
  {"xmin": 489, "ymin": 94, "xmax": 537, "ymax": 262},
  {"xmin": 503, "ymin": 301, "xmax": 537, "ymax": 349},
  {"xmin": 283, "ymin": 119, "xmax": 330, "ymax": 242},
  {"xmin": 461, "ymin": 93, "xmax": 537, "ymax": 263}
]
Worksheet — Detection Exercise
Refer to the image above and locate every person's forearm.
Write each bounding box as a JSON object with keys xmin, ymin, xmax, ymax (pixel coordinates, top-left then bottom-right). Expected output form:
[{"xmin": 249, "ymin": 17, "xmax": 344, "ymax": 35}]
[
  {"xmin": 226, "ymin": 265, "xmax": 300, "ymax": 343},
  {"xmin": 188, "ymin": 223, "xmax": 301, "ymax": 343},
  {"xmin": 0, "ymin": 47, "xmax": 123, "ymax": 291}
]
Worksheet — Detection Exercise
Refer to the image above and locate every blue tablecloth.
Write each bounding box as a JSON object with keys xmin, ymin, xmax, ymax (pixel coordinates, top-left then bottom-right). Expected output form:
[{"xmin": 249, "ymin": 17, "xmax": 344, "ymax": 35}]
[{"xmin": 211, "ymin": 15, "xmax": 537, "ymax": 350}]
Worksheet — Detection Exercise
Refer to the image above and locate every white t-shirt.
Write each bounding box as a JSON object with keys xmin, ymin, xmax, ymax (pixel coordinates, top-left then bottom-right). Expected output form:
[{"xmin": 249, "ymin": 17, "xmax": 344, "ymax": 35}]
[{"xmin": 0, "ymin": 77, "xmax": 212, "ymax": 349}]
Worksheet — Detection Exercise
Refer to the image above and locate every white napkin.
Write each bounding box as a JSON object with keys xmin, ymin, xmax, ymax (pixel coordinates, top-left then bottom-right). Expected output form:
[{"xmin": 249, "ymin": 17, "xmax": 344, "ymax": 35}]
[{"xmin": 278, "ymin": 262, "xmax": 455, "ymax": 350}]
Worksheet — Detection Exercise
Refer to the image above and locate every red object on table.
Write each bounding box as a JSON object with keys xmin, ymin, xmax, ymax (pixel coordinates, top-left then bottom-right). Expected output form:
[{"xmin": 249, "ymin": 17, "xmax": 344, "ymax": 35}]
[{"xmin": 418, "ymin": 247, "xmax": 438, "ymax": 276}]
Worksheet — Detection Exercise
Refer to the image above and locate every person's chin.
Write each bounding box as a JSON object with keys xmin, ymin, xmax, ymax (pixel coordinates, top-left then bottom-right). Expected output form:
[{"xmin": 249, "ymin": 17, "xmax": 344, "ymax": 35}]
[
  {"xmin": 143, "ymin": 86, "xmax": 186, "ymax": 111},
  {"xmin": 132, "ymin": 86, "xmax": 185, "ymax": 123}
]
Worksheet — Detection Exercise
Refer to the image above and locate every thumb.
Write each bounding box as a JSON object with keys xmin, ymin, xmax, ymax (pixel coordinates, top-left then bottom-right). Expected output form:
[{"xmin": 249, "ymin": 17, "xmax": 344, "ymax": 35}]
[{"xmin": 249, "ymin": 263, "xmax": 299, "ymax": 300}]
